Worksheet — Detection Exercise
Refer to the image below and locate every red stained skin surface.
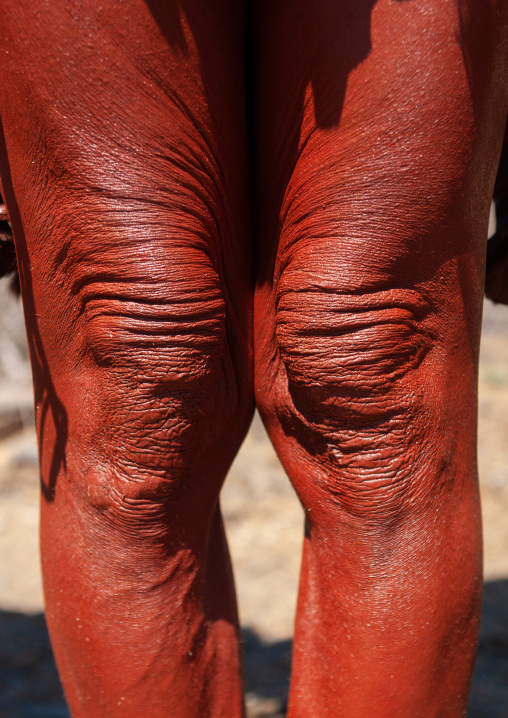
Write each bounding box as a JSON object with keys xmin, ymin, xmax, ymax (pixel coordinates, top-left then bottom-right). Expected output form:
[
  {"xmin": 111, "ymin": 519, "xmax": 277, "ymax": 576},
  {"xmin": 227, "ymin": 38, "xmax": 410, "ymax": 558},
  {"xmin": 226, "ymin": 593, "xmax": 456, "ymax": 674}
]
[{"xmin": 1, "ymin": 1, "xmax": 508, "ymax": 716}]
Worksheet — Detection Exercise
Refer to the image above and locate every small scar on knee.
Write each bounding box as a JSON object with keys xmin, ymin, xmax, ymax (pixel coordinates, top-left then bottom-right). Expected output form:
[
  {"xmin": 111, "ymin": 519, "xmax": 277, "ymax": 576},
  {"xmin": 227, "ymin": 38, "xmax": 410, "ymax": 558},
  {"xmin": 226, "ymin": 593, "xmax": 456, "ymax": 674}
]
[
  {"xmin": 86, "ymin": 469, "xmax": 112, "ymax": 511},
  {"xmin": 85, "ymin": 465, "xmax": 178, "ymax": 518}
]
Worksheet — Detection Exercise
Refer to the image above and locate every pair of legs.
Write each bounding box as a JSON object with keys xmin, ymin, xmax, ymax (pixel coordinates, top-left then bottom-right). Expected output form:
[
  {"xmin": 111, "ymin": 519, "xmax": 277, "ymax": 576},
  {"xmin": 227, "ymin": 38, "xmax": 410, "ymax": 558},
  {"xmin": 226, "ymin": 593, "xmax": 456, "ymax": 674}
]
[{"xmin": 1, "ymin": 1, "xmax": 508, "ymax": 715}]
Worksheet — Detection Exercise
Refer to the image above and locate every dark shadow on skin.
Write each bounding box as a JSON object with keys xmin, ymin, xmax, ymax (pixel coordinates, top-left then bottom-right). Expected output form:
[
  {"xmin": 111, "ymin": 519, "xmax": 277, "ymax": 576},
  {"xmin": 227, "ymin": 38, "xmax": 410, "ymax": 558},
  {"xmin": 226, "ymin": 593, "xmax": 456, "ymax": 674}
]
[
  {"xmin": 146, "ymin": 0, "xmax": 253, "ymax": 245},
  {"xmin": 252, "ymin": 0, "xmax": 378, "ymax": 286},
  {"xmin": 142, "ymin": 0, "xmax": 188, "ymax": 49},
  {"xmin": 286, "ymin": 0, "xmax": 378, "ymax": 131},
  {"xmin": 0, "ymin": 579, "xmax": 506, "ymax": 718},
  {"xmin": 457, "ymin": 1, "xmax": 508, "ymax": 305},
  {"xmin": 255, "ymin": 0, "xmax": 409, "ymax": 131},
  {"xmin": 0, "ymin": 119, "xmax": 68, "ymax": 502},
  {"xmin": 147, "ymin": 0, "xmax": 415, "ymax": 149},
  {"xmin": 146, "ymin": 0, "xmax": 383, "ymax": 288},
  {"xmin": 457, "ymin": 0, "xmax": 497, "ymax": 122}
]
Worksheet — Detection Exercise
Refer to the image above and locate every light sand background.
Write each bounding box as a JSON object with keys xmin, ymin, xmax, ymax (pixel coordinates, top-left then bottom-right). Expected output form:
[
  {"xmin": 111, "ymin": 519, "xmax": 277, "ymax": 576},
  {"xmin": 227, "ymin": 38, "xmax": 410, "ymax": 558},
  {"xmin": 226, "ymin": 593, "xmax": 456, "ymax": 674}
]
[{"xmin": 1, "ymin": 272, "xmax": 508, "ymax": 717}]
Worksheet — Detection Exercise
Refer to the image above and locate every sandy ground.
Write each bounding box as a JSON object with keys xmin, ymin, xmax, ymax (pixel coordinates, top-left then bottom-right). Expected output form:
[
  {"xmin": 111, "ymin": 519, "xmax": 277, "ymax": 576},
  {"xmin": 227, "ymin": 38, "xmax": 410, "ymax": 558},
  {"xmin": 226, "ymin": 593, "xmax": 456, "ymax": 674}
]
[{"xmin": 1, "ymin": 277, "xmax": 508, "ymax": 717}]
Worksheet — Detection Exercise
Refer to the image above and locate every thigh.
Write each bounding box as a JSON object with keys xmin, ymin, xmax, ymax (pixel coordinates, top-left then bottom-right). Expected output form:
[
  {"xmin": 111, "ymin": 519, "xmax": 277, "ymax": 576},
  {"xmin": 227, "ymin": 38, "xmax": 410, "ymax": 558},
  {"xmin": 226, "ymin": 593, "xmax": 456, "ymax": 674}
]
[{"xmin": 0, "ymin": 0, "xmax": 252, "ymax": 510}]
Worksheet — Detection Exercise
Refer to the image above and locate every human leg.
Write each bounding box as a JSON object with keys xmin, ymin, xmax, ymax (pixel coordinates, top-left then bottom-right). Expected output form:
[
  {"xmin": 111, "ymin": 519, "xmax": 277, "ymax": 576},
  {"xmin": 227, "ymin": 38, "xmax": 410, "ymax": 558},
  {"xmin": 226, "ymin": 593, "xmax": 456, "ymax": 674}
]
[
  {"xmin": 254, "ymin": 1, "xmax": 508, "ymax": 714},
  {"xmin": 0, "ymin": 2, "xmax": 252, "ymax": 715}
]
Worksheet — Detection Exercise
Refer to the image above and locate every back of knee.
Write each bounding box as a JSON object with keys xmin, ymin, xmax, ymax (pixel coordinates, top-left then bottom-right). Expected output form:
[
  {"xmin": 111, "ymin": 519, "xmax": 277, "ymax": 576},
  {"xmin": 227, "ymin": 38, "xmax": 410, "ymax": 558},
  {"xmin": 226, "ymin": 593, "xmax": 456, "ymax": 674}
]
[
  {"xmin": 64, "ymin": 246, "xmax": 250, "ymax": 520},
  {"xmin": 276, "ymin": 272, "xmax": 434, "ymax": 418},
  {"xmin": 272, "ymin": 274, "xmax": 446, "ymax": 521}
]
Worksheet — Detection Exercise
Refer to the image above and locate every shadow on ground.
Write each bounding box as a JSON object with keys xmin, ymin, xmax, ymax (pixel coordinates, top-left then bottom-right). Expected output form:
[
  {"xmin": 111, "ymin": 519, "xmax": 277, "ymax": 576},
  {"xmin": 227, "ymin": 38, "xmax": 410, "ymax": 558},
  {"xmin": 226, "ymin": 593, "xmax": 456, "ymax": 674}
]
[
  {"xmin": 242, "ymin": 629, "xmax": 291, "ymax": 717},
  {"xmin": 0, "ymin": 611, "xmax": 68, "ymax": 718},
  {"xmin": 0, "ymin": 580, "xmax": 507, "ymax": 718},
  {"xmin": 468, "ymin": 579, "xmax": 508, "ymax": 717}
]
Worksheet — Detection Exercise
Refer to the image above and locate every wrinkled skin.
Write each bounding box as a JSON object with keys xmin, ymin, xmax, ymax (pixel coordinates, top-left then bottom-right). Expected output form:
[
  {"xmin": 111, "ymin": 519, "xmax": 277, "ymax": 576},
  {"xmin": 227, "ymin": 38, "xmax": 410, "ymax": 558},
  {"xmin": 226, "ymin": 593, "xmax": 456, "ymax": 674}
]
[{"xmin": 1, "ymin": 1, "xmax": 508, "ymax": 716}]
